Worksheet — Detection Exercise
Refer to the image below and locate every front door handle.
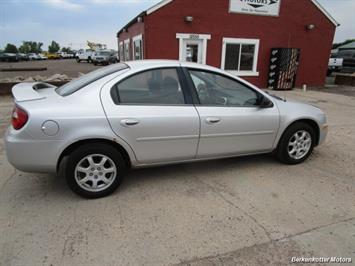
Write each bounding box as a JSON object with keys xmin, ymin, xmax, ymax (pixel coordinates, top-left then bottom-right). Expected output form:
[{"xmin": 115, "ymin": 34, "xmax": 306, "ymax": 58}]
[
  {"xmin": 206, "ymin": 117, "xmax": 221, "ymax": 124},
  {"xmin": 121, "ymin": 119, "xmax": 140, "ymax": 126}
]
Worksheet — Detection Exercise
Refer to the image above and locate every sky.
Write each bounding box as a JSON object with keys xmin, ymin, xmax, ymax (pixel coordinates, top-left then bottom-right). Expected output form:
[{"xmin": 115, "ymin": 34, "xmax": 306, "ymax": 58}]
[{"xmin": 0, "ymin": 0, "xmax": 354, "ymax": 51}]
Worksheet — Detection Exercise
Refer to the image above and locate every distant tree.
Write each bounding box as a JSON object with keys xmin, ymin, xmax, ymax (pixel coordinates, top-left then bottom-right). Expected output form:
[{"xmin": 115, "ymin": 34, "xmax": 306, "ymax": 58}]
[
  {"xmin": 18, "ymin": 41, "xmax": 43, "ymax": 53},
  {"xmin": 4, "ymin": 43, "xmax": 18, "ymax": 53},
  {"xmin": 18, "ymin": 42, "xmax": 30, "ymax": 54},
  {"xmin": 48, "ymin": 41, "xmax": 60, "ymax": 53},
  {"xmin": 61, "ymin": 47, "xmax": 73, "ymax": 53},
  {"xmin": 333, "ymin": 39, "xmax": 355, "ymax": 49}
]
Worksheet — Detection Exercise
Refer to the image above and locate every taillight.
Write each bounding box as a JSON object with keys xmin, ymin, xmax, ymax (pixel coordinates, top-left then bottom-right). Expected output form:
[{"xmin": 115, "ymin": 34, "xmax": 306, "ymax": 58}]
[{"xmin": 11, "ymin": 106, "xmax": 28, "ymax": 130}]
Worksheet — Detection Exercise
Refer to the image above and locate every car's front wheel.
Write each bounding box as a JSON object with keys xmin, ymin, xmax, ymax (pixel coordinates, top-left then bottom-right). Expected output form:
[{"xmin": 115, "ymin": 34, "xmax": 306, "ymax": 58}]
[
  {"xmin": 65, "ymin": 143, "xmax": 126, "ymax": 198},
  {"xmin": 277, "ymin": 122, "xmax": 315, "ymax": 164}
]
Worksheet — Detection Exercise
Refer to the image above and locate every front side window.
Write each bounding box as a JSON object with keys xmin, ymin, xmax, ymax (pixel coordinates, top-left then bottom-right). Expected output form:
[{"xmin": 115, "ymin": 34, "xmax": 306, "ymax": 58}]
[
  {"xmin": 222, "ymin": 38, "xmax": 259, "ymax": 75},
  {"xmin": 189, "ymin": 69, "xmax": 259, "ymax": 107},
  {"xmin": 112, "ymin": 68, "xmax": 185, "ymax": 105}
]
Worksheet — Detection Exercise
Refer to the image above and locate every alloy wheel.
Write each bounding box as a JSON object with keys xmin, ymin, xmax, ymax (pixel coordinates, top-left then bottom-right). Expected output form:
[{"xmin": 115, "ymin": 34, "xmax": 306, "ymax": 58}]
[
  {"xmin": 287, "ymin": 130, "xmax": 312, "ymax": 160},
  {"xmin": 74, "ymin": 154, "xmax": 117, "ymax": 192}
]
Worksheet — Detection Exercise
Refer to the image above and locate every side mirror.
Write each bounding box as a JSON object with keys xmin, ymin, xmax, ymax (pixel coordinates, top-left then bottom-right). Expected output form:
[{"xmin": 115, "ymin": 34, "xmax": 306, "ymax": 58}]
[{"xmin": 258, "ymin": 95, "xmax": 274, "ymax": 108}]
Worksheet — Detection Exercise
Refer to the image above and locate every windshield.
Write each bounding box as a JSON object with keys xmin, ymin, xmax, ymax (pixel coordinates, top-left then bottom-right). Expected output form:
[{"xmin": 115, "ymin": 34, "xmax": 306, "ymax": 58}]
[{"xmin": 56, "ymin": 63, "xmax": 128, "ymax": 96}]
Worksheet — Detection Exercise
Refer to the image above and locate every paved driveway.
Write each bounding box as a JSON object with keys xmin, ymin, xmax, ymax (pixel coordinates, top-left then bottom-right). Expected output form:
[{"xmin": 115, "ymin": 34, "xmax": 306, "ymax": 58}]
[{"xmin": 0, "ymin": 90, "xmax": 354, "ymax": 266}]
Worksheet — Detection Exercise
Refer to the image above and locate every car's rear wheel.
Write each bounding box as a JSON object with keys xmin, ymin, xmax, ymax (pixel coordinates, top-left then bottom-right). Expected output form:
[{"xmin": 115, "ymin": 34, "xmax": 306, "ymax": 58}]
[
  {"xmin": 277, "ymin": 122, "xmax": 315, "ymax": 164},
  {"xmin": 65, "ymin": 143, "xmax": 126, "ymax": 198}
]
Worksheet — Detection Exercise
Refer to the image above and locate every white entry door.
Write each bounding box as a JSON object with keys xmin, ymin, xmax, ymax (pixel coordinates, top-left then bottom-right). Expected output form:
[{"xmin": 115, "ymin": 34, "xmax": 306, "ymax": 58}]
[
  {"xmin": 177, "ymin": 33, "xmax": 211, "ymax": 64},
  {"xmin": 183, "ymin": 40, "xmax": 203, "ymax": 64}
]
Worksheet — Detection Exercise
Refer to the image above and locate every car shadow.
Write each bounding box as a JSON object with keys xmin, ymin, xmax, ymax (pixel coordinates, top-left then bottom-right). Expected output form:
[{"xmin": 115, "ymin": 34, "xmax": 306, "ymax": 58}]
[
  {"xmin": 121, "ymin": 153, "xmax": 279, "ymax": 191},
  {"xmin": 15, "ymin": 153, "xmax": 280, "ymax": 201}
]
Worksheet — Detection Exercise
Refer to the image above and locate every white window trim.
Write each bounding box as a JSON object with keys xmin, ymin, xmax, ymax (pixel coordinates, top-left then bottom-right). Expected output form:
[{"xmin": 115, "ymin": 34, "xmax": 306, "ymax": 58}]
[
  {"xmin": 124, "ymin": 39, "xmax": 130, "ymax": 61},
  {"xmin": 132, "ymin": 34, "xmax": 143, "ymax": 60},
  {"xmin": 221, "ymin": 38, "xmax": 260, "ymax": 76},
  {"xmin": 176, "ymin": 33, "xmax": 211, "ymax": 64}
]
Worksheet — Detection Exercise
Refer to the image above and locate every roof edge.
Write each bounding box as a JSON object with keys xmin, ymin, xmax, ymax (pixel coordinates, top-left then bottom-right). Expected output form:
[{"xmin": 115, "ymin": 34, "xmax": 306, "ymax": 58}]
[
  {"xmin": 117, "ymin": 11, "xmax": 146, "ymax": 38},
  {"xmin": 146, "ymin": 0, "xmax": 173, "ymax": 15},
  {"xmin": 117, "ymin": 0, "xmax": 174, "ymax": 38},
  {"xmin": 310, "ymin": 0, "xmax": 340, "ymax": 27}
]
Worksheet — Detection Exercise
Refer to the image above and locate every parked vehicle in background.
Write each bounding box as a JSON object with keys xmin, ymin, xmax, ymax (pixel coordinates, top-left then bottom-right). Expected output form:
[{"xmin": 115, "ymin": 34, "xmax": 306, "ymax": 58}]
[
  {"xmin": 44, "ymin": 52, "xmax": 60, "ymax": 60},
  {"xmin": 17, "ymin": 53, "xmax": 29, "ymax": 61},
  {"xmin": 5, "ymin": 60, "xmax": 328, "ymax": 198},
  {"xmin": 38, "ymin": 54, "xmax": 48, "ymax": 60},
  {"xmin": 92, "ymin": 50, "xmax": 118, "ymax": 65},
  {"xmin": 334, "ymin": 50, "xmax": 355, "ymax": 73},
  {"xmin": 332, "ymin": 50, "xmax": 355, "ymax": 73},
  {"xmin": 76, "ymin": 49, "xmax": 94, "ymax": 63},
  {"xmin": 328, "ymin": 56, "xmax": 343, "ymax": 76},
  {"xmin": 0, "ymin": 53, "xmax": 19, "ymax": 62},
  {"xmin": 28, "ymin": 53, "xmax": 41, "ymax": 60},
  {"xmin": 59, "ymin": 52, "xmax": 75, "ymax": 59}
]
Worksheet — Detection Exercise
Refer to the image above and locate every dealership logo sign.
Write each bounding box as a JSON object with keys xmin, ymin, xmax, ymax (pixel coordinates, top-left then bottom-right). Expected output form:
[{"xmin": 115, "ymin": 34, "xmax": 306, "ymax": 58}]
[
  {"xmin": 230, "ymin": 0, "xmax": 281, "ymax": 16},
  {"xmin": 241, "ymin": 0, "xmax": 278, "ymax": 9}
]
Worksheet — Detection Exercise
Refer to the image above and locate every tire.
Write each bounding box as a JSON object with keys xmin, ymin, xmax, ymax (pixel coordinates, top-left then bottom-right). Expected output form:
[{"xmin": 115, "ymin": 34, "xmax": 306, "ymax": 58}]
[
  {"xmin": 93, "ymin": 62, "xmax": 97, "ymax": 66},
  {"xmin": 276, "ymin": 122, "xmax": 315, "ymax": 165},
  {"xmin": 65, "ymin": 143, "xmax": 127, "ymax": 198},
  {"xmin": 87, "ymin": 57, "xmax": 92, "ymax": 63},
  {"xmin": 76, "ymin": 58, "xmax": 81, "ymax": 63}
]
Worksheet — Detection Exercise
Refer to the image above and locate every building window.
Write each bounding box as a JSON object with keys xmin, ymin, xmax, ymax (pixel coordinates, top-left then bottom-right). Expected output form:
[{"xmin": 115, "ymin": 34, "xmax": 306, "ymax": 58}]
[
  {"xmin": 221, "ymin": 38, "xmax": 260, "ymax": 76},
  {"xmin": 132, "ymin": 34, "xmax": 143, "ymax": 60},
  {"xmin": 124, "ymin": 39, "xmax": 130, "ymax": 61},
  {"xmin": 119, "ymin": 42, "xmax": 124, "ymax": 62}
]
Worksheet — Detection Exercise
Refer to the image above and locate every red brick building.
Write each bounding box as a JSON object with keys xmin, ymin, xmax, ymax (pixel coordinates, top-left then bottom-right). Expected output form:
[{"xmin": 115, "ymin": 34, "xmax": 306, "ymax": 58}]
[{"xmin": 117, "ymin": 0, "xmax": 338, "ymax": 88}]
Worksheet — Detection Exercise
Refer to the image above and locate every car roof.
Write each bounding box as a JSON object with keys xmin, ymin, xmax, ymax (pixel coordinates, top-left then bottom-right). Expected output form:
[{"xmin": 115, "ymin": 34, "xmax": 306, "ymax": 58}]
[{"xmin": 125, "ymin": 59, "xmax": 222, "ymax": 72}]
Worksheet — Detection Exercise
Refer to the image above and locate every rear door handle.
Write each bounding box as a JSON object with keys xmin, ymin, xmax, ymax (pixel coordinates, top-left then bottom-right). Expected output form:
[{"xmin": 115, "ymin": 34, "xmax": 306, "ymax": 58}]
[
  {"xmin": 206, "ymin": 117, "xmax": 221, "ymax": 124},
  {"xmin": 121, "ymin": 119, "xmax": 140, "ymax": 126}
]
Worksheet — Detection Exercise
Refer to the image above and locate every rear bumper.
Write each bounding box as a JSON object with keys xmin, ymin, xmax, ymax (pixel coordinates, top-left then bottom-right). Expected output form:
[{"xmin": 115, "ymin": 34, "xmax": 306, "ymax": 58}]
[{"xmin": 4, "ymin": 127, "xmax": 61, "ymax": 173}]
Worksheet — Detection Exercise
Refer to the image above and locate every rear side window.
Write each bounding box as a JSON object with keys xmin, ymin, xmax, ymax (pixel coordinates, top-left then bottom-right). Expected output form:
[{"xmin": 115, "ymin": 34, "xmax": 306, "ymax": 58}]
[
  {"xmin": 56, "ymin": 63, "xmax": 128, "ymax": 96},
  {"xmin": 111, "ymin": 68, "xmax": 185, "ymax": 105}
]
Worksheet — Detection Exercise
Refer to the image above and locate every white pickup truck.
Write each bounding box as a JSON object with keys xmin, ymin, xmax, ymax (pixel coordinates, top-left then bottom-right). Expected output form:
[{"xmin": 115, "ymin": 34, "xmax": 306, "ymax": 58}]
[
  {"xmin": 328, "ymin": 57, "xmax": 343, "ymax": 76},
  {"xmin": 76, "ymin": 49, "xmax": 94, "ymax": 63}
]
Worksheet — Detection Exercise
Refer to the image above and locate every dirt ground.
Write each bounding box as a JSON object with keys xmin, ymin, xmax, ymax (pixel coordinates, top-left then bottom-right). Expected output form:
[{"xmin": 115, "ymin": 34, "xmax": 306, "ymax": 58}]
[
  {"xmin": 0, "ymin": 89, "xmax": 354, "ymax": 266},
  {"xmin": 0, "ymin": 59, "xmax": 100, "ymax": 80}
]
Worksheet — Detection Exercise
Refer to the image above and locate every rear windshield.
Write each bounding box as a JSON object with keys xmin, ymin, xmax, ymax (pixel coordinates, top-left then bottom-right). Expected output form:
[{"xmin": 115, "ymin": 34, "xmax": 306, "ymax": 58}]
[{"xmin": 56, "ymin": 63, "xmax": 128, "ymax": 96}]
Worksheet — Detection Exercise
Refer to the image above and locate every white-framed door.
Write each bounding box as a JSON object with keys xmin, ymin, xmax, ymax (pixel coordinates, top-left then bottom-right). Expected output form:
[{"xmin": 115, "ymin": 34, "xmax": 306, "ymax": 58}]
[
  {"xmin": 183, "ymin": 40, "xmax": 203, "ymax": 63},
  {"xmin": 176, "ymin": 33, "xmax": 211, "ymax": 64}
]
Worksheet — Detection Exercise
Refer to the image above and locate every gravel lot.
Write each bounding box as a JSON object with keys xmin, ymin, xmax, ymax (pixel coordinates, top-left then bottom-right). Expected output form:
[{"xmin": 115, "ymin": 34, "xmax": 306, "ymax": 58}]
[
  {"xmin": 0, "ymin": 89, "xmax": 354, "ymax": 266},
  {"xmin": 0, "ymin": 59, "xmax": 100, "ymax": 80}
]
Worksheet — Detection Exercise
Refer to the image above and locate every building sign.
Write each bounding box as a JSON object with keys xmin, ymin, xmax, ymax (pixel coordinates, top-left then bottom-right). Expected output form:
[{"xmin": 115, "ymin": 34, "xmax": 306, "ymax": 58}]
[{"xmin": 230, "ymin": 0, "xmax": 281, "ymax": 16}]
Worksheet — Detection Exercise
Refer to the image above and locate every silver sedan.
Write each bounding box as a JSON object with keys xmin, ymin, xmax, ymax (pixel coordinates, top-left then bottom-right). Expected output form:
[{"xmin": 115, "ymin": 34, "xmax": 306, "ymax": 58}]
[{"xmin": 5, "ymin": 60, "xmax": 328, "ymax": 198}]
